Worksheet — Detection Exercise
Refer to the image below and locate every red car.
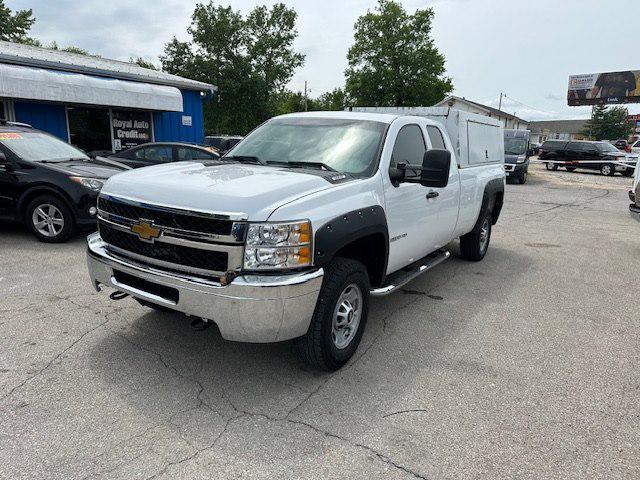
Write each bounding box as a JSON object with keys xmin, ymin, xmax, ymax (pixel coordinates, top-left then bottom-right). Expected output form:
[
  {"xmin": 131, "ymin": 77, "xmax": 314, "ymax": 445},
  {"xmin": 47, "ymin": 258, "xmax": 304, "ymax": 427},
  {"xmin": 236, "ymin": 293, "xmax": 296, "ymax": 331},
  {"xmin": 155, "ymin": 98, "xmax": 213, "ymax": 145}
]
[{"xmin": 613, "ymin": 139, "xmax": 631, "ymax": 153}]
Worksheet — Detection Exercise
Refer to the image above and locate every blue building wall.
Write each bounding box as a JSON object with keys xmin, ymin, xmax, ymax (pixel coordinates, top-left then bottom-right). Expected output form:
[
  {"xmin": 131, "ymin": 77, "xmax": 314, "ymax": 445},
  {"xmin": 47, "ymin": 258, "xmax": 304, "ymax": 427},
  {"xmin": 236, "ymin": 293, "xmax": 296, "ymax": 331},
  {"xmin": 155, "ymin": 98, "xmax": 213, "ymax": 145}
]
[
  {"xmin": 14, "ymin": 101, "xmax": 68, "ymax": 141},
  {"xmin": 153, "ymin": 90, "xmax": 205, "ymax": 144}
]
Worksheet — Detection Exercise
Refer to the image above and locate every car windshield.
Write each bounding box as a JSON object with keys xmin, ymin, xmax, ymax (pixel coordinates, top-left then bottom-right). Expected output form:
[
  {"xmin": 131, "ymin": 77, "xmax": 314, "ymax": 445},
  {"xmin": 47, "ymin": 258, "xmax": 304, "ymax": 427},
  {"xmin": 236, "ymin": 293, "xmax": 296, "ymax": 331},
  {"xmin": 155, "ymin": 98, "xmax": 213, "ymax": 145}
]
[
  {"xmin": 504, "ymin": 138, "xmax": 528, "ymax": 155},
  {"xmin": 227, "ymin": 117, "xmax": 387, "ymax": 176},
  {"xmin": 0, "ymin": 131, "xmax": 89, "ymax": 162},
  {"xmin": 597, "ymin": 142, "xmax": 620, "ymax": 153}
]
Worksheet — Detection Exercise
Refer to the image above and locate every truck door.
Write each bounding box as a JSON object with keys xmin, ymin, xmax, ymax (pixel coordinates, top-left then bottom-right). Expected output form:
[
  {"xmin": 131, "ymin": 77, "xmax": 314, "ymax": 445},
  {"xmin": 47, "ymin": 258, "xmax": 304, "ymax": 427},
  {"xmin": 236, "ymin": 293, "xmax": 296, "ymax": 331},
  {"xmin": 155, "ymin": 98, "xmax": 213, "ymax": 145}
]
[
  {"xmin": 384, "ymin": 122, "xmax": 440, "ymax": 273},
  {"xmin": 423, "ymin": 124, "xmax": 460, "ymax": 248}
]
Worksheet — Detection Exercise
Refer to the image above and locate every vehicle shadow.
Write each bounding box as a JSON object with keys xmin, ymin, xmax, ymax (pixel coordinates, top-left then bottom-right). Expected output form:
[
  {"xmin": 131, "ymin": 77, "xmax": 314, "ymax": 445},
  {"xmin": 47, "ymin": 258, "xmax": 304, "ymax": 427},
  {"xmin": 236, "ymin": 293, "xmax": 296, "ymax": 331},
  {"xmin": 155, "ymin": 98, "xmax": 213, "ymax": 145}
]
[{"xmin": 85, "ymin": 241, "xmax": 534, "ymax": 428}]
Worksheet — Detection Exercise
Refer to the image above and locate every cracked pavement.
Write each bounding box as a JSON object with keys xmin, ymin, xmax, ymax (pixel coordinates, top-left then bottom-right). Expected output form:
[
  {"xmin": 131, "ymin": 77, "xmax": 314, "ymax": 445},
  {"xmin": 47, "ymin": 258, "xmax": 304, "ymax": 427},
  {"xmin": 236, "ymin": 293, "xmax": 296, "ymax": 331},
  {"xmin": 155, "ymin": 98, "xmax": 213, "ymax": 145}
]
[{"xmin": 1, "ymin": 163, "xmax": 639, "ymax": 479}]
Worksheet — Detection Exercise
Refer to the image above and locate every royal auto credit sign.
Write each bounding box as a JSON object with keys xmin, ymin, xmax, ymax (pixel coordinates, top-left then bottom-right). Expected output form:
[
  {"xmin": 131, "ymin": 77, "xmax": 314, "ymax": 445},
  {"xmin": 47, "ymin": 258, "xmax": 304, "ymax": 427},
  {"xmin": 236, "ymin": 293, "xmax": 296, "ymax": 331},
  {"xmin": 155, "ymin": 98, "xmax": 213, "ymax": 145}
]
[{"xmin": 111, "ymin": 110, "xmax": 152, "ymax": 152}]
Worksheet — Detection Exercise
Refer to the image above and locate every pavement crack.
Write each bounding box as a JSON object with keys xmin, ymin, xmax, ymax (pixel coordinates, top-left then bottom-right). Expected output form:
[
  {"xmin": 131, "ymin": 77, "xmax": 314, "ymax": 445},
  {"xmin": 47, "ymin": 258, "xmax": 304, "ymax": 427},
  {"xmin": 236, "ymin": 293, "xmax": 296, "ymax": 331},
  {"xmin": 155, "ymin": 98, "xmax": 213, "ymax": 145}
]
[
  {"xmin": 0, "ymin": 314, "xmax": 111, "ymax": 401},
  {"xmin": 382, "ymin": 409, "xmax": 429, "ymax": 418}
]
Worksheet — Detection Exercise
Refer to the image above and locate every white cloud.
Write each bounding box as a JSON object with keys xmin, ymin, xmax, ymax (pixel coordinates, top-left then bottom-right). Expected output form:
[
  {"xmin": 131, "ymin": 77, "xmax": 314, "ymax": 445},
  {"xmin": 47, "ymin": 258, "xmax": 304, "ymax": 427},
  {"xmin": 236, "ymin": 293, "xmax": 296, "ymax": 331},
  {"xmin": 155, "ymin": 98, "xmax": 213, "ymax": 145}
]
[{"xmin": 7, "ymin": 0, "xmax": 640, "ymax": 119}]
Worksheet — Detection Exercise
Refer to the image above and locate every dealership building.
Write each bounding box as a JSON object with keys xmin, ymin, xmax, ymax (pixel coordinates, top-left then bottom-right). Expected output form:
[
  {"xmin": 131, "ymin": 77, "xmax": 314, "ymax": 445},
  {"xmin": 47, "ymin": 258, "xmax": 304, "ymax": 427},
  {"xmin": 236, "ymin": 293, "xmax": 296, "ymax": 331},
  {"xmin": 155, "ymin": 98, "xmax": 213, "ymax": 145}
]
[{"xmin": 0, "ymin": 41, "xmax": 215, "ymax": 155}]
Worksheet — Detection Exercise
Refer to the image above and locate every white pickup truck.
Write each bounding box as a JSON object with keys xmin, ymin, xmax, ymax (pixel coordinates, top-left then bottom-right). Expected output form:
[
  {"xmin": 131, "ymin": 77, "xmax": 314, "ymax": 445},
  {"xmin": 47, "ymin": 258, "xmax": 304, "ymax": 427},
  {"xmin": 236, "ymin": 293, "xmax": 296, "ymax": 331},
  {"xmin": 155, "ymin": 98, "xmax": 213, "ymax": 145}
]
[{"xmin": 87, "ymin": 110, "xmax": 505, "ymax": 370}]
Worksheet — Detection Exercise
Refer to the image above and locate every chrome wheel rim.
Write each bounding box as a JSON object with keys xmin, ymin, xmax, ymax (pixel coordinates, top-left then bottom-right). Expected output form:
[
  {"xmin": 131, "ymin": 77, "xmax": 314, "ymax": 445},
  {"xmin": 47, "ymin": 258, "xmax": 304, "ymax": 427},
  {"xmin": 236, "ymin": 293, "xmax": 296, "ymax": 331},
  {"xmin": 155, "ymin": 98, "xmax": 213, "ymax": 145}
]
[
  {"xmin": 32, "ymin": 204, "xmax": 64, "ymax": 237},
  {"xmin": 602, "ymin": 165, "xmax": 611, "ymax": 175},
  {"xmin": 479, "ymin": 217, "xmax": 490, "ymax": 253},
  {"xmin": 331, "ymin": 283, "xmax": 362, "ymax": 350}
]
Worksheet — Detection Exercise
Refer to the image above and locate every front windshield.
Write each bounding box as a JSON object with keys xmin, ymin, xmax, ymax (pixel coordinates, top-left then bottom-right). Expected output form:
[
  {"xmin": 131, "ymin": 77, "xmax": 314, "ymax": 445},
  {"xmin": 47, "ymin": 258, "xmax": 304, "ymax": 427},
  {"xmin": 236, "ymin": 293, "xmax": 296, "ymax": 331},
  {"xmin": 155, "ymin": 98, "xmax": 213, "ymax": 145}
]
[
  {"xmin": 0, "ymin": 132, "xmax": 89, "ymax": 162},
  {"xmin": 504, "ymin": 138, "xmax": 527, "ymax": 155},
  {"xmin": 227, "ymin": 117, "xmax": 387, "ymax": 176},
  {"xmin": 598, "ymin": 142, "xmax": 621, "ymax": 153}
]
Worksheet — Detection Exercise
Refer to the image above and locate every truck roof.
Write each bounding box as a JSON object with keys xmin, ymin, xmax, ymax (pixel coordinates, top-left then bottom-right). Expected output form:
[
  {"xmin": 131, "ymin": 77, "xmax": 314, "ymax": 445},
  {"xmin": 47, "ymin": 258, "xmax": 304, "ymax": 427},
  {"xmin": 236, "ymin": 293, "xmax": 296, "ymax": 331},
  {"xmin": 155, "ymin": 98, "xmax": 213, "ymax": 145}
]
[{"xmin": 275, "ymin": 111, "xmax": 400, "ymax": 124}]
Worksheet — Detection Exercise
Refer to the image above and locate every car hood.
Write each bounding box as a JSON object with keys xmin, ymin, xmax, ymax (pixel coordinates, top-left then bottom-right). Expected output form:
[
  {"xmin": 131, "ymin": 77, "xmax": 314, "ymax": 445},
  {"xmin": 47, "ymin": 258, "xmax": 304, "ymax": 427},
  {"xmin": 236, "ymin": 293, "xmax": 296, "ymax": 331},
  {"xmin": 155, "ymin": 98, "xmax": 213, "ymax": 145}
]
[
  {"xmin": 100, "ymin": 161, "xmax": 347, "ymax": 221},
  {"xmin": 505, "ymin": 154, "xmax": 525, "ymax": 164},
  {"xmin": 43, "ymin": 159, "xmax": 126, "ymax": 179}
]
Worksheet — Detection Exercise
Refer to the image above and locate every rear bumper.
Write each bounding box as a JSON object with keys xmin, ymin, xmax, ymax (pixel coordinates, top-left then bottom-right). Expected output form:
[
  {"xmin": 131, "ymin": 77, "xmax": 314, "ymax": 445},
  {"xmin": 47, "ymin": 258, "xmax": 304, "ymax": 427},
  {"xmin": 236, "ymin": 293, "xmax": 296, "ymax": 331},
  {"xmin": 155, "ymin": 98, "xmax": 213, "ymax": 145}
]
[
  {"xmin": 630, "ymin": 204, "xmax": 640, "ymax": 222},
  {"xmin": 86, "ymin": 232, "xmax": 323, "ymax": 342}
]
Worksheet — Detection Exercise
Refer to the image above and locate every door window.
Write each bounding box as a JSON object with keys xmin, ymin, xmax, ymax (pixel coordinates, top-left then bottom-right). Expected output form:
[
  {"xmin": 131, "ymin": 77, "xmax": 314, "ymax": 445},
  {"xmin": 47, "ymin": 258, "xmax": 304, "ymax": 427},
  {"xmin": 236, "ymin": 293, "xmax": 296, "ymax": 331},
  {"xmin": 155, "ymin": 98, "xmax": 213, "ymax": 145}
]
[
  {"xmin": 142, "ymin": 146, "xmax": 173, "ymax": 163},
  {"xmin": 390, "ymin": 125, "xmax": 426, "ymax": 168},
  {"xmin": 426, "ymin": 126, "xmax": 446, "ymax": 149},
  {"xmin": 177, "ymin": 147, "xmax": 214, "ymax": 161}
]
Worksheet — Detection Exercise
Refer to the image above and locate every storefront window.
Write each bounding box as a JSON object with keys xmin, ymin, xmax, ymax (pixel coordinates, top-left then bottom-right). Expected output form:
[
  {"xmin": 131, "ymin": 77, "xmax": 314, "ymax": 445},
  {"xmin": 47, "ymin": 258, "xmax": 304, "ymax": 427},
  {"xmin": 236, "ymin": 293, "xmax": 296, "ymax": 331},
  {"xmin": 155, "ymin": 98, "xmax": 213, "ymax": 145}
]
[{"xmin": 67, "ymin": 107, "xmax": 111, "ymax": 156}]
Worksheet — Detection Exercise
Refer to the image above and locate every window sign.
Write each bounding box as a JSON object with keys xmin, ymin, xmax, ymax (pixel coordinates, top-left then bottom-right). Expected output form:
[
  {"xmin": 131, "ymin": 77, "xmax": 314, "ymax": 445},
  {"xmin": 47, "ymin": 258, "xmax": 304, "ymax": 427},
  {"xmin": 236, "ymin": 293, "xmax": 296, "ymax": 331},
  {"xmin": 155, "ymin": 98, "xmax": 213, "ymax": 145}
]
[
  {"xmin": 111, "ymin": 110, "xmax": 152, "ymax": 152},
  {"xmin": 182, "ymin": 115, "xmax": 192, "ymax": 126}
]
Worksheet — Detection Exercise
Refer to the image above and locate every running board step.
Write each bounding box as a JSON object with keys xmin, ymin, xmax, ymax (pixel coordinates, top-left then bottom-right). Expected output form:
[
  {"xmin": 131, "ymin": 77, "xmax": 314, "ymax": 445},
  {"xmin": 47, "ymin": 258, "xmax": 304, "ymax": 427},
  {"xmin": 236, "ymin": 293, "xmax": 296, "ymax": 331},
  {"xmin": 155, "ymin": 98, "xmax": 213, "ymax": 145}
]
[{"xmin": 370, "ymin": 249, "xmax": 450, "ymax": 297}]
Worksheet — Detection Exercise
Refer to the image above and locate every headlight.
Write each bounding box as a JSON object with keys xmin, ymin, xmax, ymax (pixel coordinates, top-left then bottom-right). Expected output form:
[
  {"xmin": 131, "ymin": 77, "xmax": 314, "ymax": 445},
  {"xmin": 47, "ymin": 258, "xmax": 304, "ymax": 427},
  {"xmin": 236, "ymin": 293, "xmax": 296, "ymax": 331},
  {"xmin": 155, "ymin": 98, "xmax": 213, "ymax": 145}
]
[
  {"xmin": 244, "ymin": 220, "xmax": 312, "ymax": 270},
  {"xmin": 69, "ymin": 176, "xmax": 105, "ymax": 192},
  {"xmin": 516, "ymin": 156, "xmax": 526, "ymax": 163}
]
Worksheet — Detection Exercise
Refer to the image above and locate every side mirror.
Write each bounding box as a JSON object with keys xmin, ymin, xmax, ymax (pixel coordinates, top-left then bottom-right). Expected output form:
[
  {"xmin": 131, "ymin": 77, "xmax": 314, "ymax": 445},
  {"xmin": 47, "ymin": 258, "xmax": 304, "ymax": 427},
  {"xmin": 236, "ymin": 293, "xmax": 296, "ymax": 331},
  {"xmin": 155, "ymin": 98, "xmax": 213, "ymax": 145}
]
[
  {"xmin": 0, "ymin": 152, "xmax": 7, "ymax": 162},
  {"xmin": 420, "ymin": 149, "xmax": 451, "ymax": 188}
]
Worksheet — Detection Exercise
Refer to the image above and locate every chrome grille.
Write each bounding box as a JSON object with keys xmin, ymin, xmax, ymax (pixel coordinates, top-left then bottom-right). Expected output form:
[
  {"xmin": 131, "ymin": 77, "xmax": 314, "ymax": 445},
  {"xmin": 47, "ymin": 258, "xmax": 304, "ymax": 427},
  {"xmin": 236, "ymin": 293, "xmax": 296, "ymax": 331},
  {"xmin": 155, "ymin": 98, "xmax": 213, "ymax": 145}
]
[
  {"xmin": 96, "ymin": 195, "xmax": 245, "ymax": 277},
  {"xmin": 98, "ymin": 197, "xmax": 234, "ymax": 236}
]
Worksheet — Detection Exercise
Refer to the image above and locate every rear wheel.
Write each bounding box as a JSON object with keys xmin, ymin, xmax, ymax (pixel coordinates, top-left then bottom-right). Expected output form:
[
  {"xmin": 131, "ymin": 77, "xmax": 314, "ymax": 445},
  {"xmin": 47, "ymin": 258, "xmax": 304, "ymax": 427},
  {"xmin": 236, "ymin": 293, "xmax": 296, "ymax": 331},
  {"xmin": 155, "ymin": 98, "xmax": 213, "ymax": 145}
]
[
  {"xmin": 297, "ymin": 258, "xmax": 369, "ymax": 371},
  {"xmin": 600, "ymin": 163, "xmax": 615, "ymax": 176},
  {"xmin": 25, "ymin": 195, "xmax": 75, "ymax": 243},
  {"xmin": 460, "ymin": 209, "xmax": 492, "ymax": 262}
]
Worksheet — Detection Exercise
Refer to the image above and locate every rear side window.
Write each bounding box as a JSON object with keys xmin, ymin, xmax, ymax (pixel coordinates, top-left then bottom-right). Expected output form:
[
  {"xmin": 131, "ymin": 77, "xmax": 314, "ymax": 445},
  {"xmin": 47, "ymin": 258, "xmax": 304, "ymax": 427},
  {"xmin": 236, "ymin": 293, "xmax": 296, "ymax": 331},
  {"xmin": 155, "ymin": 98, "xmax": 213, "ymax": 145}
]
[
  {"xmin": 541, "ymin": 141, "xmax": 565, "ymax": 151},
  {"xmin": 143, "ymin": 146, "xmax": 173, "ymax": 162},
  {"xmin": 390, "ymin": 125, "xmax": 426, "ymax": 168},
  {"xmin": 426, "ymin": 126, "xmax": 446, "ymax": 149}
]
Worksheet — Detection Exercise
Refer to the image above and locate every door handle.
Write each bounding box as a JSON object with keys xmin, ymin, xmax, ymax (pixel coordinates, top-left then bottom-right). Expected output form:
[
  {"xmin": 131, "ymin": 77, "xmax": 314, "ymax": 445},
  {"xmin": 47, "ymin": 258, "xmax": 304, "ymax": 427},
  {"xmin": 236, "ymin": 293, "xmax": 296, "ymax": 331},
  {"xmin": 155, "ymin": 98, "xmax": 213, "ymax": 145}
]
[{"xmin": 426, "ymin": 191, "xmax": 439, "ymax": 199}]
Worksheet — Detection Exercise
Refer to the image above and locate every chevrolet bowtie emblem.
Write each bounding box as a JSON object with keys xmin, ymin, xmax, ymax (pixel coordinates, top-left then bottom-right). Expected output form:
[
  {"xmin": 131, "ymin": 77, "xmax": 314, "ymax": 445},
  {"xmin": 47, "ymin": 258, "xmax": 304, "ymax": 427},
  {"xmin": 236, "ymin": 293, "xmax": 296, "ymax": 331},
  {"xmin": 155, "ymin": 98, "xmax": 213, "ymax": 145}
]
[{"xmin": 131, "ymin": 220, "xmax": 161, "ymax": 242}]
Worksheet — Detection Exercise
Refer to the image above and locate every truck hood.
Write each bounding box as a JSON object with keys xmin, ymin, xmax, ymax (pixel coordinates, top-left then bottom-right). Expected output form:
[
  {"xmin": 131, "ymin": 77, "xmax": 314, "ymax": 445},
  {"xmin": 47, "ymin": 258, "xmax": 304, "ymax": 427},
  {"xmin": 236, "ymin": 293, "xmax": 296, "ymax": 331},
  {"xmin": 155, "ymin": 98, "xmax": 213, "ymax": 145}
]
[{"xmin": 100, "ymin": 161, "xmax": 346, "ymax": 221}]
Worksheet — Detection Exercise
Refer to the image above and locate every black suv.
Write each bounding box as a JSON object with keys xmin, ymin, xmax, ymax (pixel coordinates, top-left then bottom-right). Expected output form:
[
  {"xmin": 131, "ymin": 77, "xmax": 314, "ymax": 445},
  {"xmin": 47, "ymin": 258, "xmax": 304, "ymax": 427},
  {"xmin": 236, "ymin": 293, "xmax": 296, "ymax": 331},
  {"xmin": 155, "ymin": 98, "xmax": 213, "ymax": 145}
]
[
  {"xmin": 539, "ymin": 140, "xmax": 634, "ymax": 176},
  {"xmin": 0, "ymin": 122, "xmax": 127, "ymax": 242}
]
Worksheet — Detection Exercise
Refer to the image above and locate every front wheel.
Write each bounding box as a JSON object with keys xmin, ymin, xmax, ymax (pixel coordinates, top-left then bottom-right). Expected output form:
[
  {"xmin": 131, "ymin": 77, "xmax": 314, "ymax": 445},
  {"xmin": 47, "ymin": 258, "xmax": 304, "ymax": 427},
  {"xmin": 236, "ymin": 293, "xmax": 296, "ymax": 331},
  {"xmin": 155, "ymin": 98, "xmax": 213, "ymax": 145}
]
[
  {"xmin": 546, "ymin": 162, "xmax": 558, "ymax": 171},
  {"xmin": 297, "ymin": 258, "xmax": 370, "ymax": 371},
  {"xmin": 565, "ymin": 167, "xmax": 576, "ymax": 172},
  {"xmin": 600, "ymin": 163, "xmax": 615, "ymax": 176},
  {"xmin": 622, "ymin": 169, "xmax": 634, "ymax": 177},
  {"xmin": 460, "ymin": 209, "xmax": 492, "ymax": 262},
  {"xmin": 25, "ymin": 195, "xmax": 75, "ymax": 243},
  {"xmin": 518, "ymin": 170, "xmax": 528, "ymax": 184}
]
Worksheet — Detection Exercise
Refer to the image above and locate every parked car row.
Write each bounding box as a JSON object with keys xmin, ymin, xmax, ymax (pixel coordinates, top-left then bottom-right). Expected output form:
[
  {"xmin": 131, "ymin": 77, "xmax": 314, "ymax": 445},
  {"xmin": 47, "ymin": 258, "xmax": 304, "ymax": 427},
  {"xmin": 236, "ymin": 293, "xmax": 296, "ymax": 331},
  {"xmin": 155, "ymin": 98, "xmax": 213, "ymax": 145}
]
[
  {"xmin": 539, "ymin": 139, "xmax": 636, "ymax": 176},
  {"xmin": 0, "ymin": 121, "xmax": 245, "ymax": 242}
]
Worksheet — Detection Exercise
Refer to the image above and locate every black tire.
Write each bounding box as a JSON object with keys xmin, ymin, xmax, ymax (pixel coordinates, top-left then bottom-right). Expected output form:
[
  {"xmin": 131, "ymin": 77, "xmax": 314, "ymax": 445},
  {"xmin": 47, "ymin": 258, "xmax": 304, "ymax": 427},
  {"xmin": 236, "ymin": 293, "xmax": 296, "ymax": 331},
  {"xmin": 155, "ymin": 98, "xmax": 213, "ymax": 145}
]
[
  {"xmin": 565, "ymin": 167, "xmax": 576, "ymax": 172},
  {"xmin": 600, "ymin": 163, "xmax": 615, "ymax": 176},
  {"xmin": 297, "ymin": 258, "xmax": 370, "ymax": 371},
  {"xmin": 622, "ymin": 169, "xmax": 634, "ymax": 177},
  {"xmin": 460, "ymin": 209, "xmax": 492, "ymax": 262},
  {"xmin": 546, "ymin": 162, "xmax": 558, "ymax": 171},
  {"xmin": 25, "ymin": 195, "xmax": 75, "ymax": 243},
  {"xmin": 518, "ymin": 170, "xmax": 528, "ymax": 184}
]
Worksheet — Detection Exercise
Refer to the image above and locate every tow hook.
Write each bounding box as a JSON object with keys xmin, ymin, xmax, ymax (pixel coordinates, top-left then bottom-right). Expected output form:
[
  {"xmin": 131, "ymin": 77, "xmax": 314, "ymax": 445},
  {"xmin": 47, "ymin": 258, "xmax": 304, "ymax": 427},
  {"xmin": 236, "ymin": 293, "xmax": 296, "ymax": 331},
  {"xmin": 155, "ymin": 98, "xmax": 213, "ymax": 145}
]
[
  {"xmin": 190, "ymin": 317, "xmax": 214, "ymax": 331},
  {"xmin": 109, "ymin": 291, "xmax": 129, "ymax": 301}
]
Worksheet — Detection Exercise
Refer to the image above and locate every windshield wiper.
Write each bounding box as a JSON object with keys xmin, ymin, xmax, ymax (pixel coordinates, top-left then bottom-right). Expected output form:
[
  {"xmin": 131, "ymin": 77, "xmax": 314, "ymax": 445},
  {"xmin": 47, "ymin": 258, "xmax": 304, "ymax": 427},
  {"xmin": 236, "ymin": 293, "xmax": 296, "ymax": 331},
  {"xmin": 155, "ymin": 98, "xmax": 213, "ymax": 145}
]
[
  {"xmin": 223, "ymin": 155, "xmax": 265, "ymax": 165},
  {"xmin": 266, "ymin": 160, "xmax": 337, "ymax": 172}
]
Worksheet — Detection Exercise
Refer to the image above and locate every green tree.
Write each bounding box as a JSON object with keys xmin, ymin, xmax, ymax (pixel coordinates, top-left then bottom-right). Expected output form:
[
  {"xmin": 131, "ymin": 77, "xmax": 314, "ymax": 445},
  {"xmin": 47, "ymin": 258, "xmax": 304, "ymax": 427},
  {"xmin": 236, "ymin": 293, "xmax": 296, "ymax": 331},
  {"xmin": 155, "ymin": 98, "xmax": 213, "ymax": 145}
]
[
  {"xmin": 131, "ymin": 57, "xmax": 157, "ymax": 70},
  {"xmin": 48, "ymin": 41, "xmax": 89, "ymax": 55},
  {"xmin": 582, "ymin": 105, "xmax": 633, "ymax": 140},
  {"xmin": 161, "ymin": 2, "xmax": 304, "ymax": 135},
  {"xmin": 316, "ymin": 88, "xmax": 347, "ymax": 111},
  {"xmin": 0, "ymin": 1, "xmax": 36, "ymax": 43},
  {"xmin": 345, "ymin": 0, "xmax": 452, "ymax": 107}
]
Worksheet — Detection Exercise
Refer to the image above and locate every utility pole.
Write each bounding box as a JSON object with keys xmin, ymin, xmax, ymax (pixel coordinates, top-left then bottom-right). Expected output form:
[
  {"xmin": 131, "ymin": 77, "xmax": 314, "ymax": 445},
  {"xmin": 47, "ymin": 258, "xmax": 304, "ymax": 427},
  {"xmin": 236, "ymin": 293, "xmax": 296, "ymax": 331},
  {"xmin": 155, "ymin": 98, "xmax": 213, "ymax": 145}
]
[
  {"xmin": 498, "ymin": 92, "xmax": 503, "ymax": 111},
  {"xmin": 304, "ymin": 81, "xmax": 308, "ymax": 112}
]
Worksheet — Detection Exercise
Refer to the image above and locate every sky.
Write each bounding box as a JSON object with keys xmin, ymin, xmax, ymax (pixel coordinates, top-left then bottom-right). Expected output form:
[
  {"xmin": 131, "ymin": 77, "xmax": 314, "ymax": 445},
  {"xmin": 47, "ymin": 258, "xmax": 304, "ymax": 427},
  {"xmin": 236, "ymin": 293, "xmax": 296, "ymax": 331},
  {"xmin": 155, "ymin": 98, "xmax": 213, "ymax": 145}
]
[{"xmin": 7, "ymin": 0, "xmax": 640, "ymax": 121}]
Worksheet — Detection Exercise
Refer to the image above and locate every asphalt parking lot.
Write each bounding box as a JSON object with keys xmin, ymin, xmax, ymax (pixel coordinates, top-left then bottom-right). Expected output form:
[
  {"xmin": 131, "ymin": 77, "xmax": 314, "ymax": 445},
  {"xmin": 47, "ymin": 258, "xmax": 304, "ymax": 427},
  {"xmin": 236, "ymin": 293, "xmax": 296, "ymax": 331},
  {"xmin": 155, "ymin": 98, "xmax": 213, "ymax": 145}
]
[{"xmin": 1, "ymin": 162, "xmax": 638, "ymax": 479}]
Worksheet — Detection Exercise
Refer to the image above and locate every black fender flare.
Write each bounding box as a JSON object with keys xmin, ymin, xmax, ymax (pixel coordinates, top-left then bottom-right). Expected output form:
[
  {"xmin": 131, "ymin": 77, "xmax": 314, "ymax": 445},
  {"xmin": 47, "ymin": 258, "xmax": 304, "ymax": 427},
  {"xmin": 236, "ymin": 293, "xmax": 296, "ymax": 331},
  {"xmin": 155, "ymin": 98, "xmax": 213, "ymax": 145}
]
[
  {"xmin": 478, "ymin": 178, "xmax": 504, "ymax": 227},
  {"xmin": 313, "ymin": 205, "xmax": 389, "ymax": 283}
]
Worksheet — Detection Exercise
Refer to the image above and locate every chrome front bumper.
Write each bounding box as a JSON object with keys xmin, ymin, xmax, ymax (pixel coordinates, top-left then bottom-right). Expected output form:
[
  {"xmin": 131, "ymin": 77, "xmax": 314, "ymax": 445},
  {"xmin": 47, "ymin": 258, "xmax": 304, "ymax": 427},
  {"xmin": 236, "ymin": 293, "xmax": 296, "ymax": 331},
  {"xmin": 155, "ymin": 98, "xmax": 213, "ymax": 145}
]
[{"xmin": 86, "ymin": 233, "xmax": 323, "ymax": 342}]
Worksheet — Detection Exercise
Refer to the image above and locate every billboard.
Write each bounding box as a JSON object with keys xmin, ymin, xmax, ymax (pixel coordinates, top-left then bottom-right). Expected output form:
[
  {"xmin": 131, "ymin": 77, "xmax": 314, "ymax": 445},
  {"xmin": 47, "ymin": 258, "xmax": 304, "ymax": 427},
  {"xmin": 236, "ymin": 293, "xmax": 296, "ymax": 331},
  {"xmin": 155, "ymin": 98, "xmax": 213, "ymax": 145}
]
[{"xmin": 567, "ymin": 71, "xmax": 640, "ymax": 106}]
